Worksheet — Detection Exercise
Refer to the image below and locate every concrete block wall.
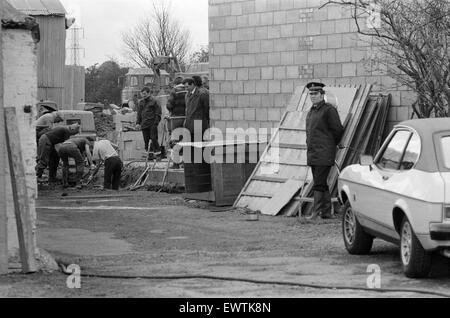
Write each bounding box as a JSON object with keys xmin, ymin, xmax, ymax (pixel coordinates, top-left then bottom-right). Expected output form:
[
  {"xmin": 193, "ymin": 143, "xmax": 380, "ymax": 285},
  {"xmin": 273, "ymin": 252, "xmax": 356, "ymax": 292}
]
[
  {"xmin": 209, "ymin": 0, "xmax": 415, "ymax": 136},
  {"xmin": 2, "ymin": 29, "xmax": 39, "ymax": 257}
]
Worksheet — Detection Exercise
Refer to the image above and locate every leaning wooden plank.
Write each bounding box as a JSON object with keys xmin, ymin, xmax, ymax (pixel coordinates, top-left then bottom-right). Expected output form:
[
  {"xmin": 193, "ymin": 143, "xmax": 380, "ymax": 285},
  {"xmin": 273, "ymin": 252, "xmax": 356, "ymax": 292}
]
[
  {"xmin": 0, "ymin": 29, "xmax": 7, "ymax": 274},
  {"xmin": 345, "ymin": 96, "xmax": 380, "ymax": 166},
  {"xmin": 260, "ymin": 179, "xmax": 303, "ymax": 216},
  {"xmin": 366, "ymin": 96, "xmax": 385, "ymax": 156},
  {"xmin": 251, "ymin": 175, "xmax": 288, "ymax": 183},
  {"xmin": 241, "ymin": 192, "xmax": 273, "ymax": 198},
  {"xmin": 368, "ymin": 94, "xmax": 391, "ymax": 156},
  {"xmin": 238, "ymin": 196, "xmax": 271, "ymax": 212},
  {"xmin": 287, "ymin": 86, "xmax": 307, "ymax": 112},
  {"xmin": 234, "ymin": 111, "xmax": 291, "ymax": 208},
  {"xmin": 4, "ymin": 108, "xmax": 37, "ymax": 273},
  {"xmin": 334, "ymin": 84, "xmax": 372, "ymax": 172},
  {"xmin": 331, "ymin": 90, "xmax": 376, "ymax": 191},
  {"xmin": 329, "ymin": 87, "xmax": 372, "ymax": 192},
  {"xmin": 281, "ymin": 197, "xmax": 301, "ymax": 216},
  {"xmin": 254, "ymin": 164, "xmax": 309, "ymax": 180},
  {"xmin": 346, "ymin": 97, "xmax": 378, "ymax": 165},
  {"xmin": 356, "ymin": 100, "xmax": 381, "ymax": 160},
  {"xmin": 245, "ymin": 178, "xmax": 285, "ymax": 192}
]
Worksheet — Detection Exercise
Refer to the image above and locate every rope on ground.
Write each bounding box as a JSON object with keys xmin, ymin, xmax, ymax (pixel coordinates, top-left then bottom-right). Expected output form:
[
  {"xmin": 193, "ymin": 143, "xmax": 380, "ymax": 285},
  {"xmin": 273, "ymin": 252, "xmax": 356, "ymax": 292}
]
[{"xmin": 59, "ymin": 264, "xmax": 450, "ymax": 298}]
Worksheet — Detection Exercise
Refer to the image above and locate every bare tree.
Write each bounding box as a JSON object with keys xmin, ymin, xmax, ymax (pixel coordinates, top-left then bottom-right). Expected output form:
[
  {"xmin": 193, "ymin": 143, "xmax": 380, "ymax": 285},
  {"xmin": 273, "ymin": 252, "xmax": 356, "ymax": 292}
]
[
  {"xmin": 122, "ymin": 0, "xmax": 191, "ymax": 73},
  {"xmin": 323, "ymin": 0, "xmax": 450, "ymax": 118},
  {"xmin": 190, "ymin": 45, "xmax": 209, "ymax": 64}
]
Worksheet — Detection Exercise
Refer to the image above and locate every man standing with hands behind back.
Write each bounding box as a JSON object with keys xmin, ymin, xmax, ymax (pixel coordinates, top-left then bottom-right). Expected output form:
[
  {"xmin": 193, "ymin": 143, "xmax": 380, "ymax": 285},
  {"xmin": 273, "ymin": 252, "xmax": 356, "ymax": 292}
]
[{"xmin": 305, "ymin": 82, "xmax": 344, "ymax": 219}]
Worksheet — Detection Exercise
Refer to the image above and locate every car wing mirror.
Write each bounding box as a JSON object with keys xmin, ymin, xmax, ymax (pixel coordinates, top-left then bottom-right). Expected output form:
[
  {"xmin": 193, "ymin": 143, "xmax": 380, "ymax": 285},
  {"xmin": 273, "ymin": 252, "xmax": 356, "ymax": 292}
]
[{"xmin": 360, "ymin": 155, "xmax": 374, "ymax": 169}]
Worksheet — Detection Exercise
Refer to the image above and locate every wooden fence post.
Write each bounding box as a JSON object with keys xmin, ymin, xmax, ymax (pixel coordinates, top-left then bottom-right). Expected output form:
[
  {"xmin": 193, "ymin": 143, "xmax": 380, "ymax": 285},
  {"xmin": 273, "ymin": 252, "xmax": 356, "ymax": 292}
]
[
  {"xmin": 0, "ymin": 26, "xmax": 8, "ymax": 275},
  {"xmin": 4, "ymin": 107, "xmax": 37, "ymax": 273}
]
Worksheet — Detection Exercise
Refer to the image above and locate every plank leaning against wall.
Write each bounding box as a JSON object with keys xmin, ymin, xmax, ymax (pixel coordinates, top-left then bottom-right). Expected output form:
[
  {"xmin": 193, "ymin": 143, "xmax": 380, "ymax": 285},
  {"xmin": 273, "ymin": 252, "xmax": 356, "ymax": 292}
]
[{"xmin": 0, "ymin": 23, "xmax": 8, "ymax": 275}]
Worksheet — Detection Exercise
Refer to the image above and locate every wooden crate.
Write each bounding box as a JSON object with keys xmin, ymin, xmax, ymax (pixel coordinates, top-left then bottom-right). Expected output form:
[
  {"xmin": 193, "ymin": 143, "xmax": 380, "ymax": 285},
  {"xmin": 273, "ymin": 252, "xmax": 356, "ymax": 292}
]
[
  {"xmin": 180, "ymin": 140, "xmax": 266, "ymax": 205},
  {"xmin": 211, "ymin": 141, "xmax": 265, "ymax": 206},
  {"xmin": 184, "ymin": 161, "xmax": 212, "ymax": 194}
]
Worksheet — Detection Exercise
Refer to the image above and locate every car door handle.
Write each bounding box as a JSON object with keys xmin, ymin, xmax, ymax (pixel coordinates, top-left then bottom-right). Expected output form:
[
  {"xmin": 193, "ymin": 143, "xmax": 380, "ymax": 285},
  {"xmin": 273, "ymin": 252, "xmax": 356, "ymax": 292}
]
[{"xmin": 382, "ymin": 175, "xmax": 389, "ymax": 181}]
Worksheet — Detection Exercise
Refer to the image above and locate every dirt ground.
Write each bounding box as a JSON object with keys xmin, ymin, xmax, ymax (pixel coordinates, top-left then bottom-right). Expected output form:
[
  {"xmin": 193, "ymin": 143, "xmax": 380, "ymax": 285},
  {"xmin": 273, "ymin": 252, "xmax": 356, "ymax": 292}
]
[{"xmin": 0, "ymin": 188, "xmax": 449, "ymax": 298}]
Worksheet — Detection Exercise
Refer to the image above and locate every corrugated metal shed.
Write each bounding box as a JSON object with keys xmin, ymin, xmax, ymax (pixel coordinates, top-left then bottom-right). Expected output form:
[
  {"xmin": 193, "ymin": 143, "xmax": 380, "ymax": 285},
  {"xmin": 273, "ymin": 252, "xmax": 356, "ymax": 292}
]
[
  {"xmin": 7, "ymin": 0, "xmax": 67, "ymax": 107},
  {"xmin": 35, "ymin": 15, "xmax": 65, "ymax": 87},
  {"xmin": 6, "ymin": 0, "xmax": 66, "ymax": 16}
]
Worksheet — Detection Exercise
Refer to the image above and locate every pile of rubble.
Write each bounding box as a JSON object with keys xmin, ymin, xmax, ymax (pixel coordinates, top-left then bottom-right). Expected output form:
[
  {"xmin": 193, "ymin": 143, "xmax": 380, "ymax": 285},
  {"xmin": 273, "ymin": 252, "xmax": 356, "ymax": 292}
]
[{"xmin": 94, "ymin": 112, "xmax": 115, "ymax": 138}]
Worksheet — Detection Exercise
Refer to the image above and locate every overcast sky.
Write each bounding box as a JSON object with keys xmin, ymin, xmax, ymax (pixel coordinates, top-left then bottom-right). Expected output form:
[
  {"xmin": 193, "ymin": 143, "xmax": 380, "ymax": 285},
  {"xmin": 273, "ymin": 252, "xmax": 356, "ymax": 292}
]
[{"xmin": 60, "ymin": 0, "xmax": 209, "ymax": 67}]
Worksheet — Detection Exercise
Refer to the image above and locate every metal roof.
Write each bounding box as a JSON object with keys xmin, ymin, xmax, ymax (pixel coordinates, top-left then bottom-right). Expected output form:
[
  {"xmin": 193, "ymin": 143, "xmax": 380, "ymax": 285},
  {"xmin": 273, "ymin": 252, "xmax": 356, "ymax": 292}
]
[
  {"xmin": 2, "ymin": 0, "xmax": 27, "ymax": 23},
  {"xmin": 6, "ymin": 0, "xmax": 66, "ymax": 16},
  {"xmin": 1, "ymin": 0, "xmax": 38, "ymax": 29}
]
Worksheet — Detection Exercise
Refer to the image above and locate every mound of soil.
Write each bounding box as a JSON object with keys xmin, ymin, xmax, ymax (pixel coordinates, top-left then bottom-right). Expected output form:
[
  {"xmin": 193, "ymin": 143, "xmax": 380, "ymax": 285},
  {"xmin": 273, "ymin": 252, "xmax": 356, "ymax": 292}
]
[{"xmin": 94, "ymin": 113, "xmax": 115, "ymax": 138}]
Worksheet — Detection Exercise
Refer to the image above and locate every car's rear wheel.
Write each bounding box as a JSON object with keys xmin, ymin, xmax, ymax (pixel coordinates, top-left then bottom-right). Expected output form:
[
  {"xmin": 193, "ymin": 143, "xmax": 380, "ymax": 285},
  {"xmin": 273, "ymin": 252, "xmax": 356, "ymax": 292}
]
[
  {"xmin": 342, "ymin": 201, "xmax": 373, "ymax": 254},
  {"xmin": 400, "ymin": 218, "xmax": 432, "ymax": 278}
]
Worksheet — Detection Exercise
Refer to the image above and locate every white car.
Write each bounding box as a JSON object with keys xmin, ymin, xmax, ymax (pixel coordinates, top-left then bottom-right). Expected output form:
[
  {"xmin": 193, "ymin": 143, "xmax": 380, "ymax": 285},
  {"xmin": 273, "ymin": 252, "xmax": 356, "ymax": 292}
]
[{"xmin": 338, "ymin": 118, "xmax": 450, "ymax": 278}]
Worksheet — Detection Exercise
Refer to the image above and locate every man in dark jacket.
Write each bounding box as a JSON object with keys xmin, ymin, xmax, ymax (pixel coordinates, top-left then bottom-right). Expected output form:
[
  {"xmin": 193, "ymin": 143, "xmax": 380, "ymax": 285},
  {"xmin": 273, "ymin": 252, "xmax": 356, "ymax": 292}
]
[
  {"xmin": 136, "ymin": 86, "xmax": 162, "ymax": 154},
  {"xmin": 305, "ymin": 82, "xmax": 344, "ymax": 219},
  {"xmin": 183, "ymin": 76, "xmax": 210, "ymax": 142}
]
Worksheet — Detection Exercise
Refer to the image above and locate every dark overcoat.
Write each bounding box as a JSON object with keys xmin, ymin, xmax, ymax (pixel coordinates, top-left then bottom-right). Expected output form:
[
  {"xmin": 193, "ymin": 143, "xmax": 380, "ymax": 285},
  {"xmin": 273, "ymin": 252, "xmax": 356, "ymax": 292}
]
[
  {"xmin": 167, "ymin": 84, "xmax": 187, "ymax": 116},
  {"xmin": 306, "ymin": 101, "xmax": 344, "ymax": 166},
  {"xmin": 184, "ymin": 87, "xmax": 210, "ymax": 137}
]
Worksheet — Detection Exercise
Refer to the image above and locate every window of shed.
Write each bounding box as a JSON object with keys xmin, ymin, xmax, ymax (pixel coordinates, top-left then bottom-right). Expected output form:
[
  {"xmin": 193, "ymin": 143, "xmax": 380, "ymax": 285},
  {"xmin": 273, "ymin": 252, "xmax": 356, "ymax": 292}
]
[
  {"xmin": 130, "ymin": 76, "xmax": 139, "ymax": 87},
  {"xmin": 144, "ymin": 76, "xmax": 154, "ymax": 85}
]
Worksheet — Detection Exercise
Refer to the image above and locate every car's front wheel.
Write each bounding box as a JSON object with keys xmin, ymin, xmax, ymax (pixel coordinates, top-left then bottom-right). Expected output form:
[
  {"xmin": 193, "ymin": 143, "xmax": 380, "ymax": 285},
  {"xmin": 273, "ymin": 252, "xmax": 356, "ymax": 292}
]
[
  {"xmin": 342, "ymin": 201, "xmax": 373, "ymax": 254},
  {"xmin": 400, "ymin": 218, "xmax": 432, "ymax": 278}
]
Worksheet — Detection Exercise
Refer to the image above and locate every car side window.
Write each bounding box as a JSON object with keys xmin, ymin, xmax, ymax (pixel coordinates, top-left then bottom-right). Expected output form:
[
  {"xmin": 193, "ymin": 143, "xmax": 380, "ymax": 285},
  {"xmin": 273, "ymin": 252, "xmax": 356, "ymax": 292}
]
[
  {"xmin": 377, "ymin": 130, "xmax": 411, "ymax": 170},
  {"xmin": 400, "ymin": 133, "xmax": 420, "ymax": 170}
]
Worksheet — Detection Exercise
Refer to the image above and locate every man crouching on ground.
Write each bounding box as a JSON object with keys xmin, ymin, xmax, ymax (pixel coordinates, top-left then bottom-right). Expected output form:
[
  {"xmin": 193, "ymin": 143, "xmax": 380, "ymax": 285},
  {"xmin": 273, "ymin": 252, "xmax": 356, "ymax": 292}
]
[
  {"xmin": 36, "ymin": 123, "xmax": 80, "ymax": 183},
  {"xmin": 90, "ymin": 137, "xmax": 123, "ymax": 190},
  {"xmin": 57, "ymin": 137, "xmax": 95, "ymax": 188}
]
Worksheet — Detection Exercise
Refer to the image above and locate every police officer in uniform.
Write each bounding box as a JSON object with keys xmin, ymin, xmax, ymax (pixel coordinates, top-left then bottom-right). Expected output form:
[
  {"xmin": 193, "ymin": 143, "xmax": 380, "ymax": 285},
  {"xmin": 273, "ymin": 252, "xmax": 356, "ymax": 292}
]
[{"xmin": 305, "ymin": 82, "xmax": 344, "ymax": 219}]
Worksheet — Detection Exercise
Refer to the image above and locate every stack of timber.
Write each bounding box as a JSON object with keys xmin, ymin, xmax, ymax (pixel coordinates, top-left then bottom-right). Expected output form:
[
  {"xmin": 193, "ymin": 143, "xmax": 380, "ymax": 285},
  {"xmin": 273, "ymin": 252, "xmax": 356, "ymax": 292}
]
[
  {"xmin": 294, "ymin": 93, "xmax": 391, "ymax": 217},
  {"xmin": 233, "ymin": 85, "xmax": 366, "ymax": 216}
]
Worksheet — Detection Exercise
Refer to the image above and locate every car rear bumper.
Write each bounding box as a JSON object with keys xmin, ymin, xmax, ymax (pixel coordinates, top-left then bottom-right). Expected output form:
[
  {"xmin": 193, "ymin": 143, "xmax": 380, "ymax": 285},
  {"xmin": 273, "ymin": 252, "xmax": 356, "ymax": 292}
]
[
  {"xmin": 417, "ymin": 223, "xmax": 450, "ymax": 250},
  {"xmin": 430, "ymin": 223, "xmax": 450, "ymax": 241}
]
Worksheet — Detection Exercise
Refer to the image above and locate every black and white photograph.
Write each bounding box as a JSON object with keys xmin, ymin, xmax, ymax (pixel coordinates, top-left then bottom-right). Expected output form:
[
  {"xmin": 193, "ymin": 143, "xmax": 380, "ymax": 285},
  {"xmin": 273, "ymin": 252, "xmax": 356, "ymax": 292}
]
[{"xmin": 0, "ymin": 0, "xmax": 449, "ymax": 302}]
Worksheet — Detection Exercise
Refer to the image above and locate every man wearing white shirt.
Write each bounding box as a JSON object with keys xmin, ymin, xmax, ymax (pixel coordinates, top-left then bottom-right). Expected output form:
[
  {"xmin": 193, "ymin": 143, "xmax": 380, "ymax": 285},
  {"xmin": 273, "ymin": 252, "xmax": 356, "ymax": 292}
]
[{"xmin": 90, "ymin": 138, "xmax": 123, "ymax": 190}]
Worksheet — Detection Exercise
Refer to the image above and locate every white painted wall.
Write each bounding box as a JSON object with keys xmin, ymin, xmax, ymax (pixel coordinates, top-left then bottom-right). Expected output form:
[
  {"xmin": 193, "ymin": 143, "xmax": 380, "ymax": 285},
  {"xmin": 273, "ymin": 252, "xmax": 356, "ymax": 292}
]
[{"xmin": 2, "ymin": 29, "xmax": 38, "ymax": 257}]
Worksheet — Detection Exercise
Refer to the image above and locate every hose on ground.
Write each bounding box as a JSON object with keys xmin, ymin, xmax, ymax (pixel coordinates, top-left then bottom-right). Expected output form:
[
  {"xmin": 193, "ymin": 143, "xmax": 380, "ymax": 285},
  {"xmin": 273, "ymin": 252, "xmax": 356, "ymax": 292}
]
[{"xmin": 59, "ymin": 264, "xmax": 450, "ymax": 298}]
